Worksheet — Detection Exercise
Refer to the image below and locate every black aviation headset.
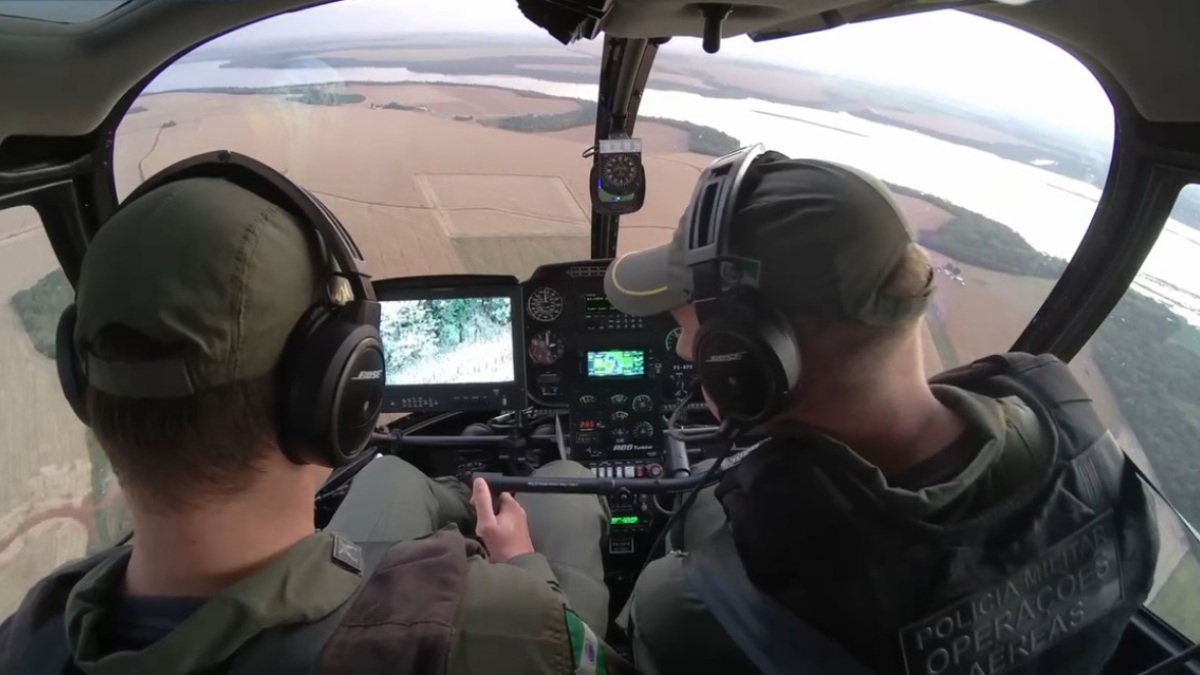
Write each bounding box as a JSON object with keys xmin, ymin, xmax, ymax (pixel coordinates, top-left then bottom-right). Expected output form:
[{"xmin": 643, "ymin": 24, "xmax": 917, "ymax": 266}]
[
  {"xmin": 681, "ymin": 142, "xmax": 801, "ymax": 428},
  {"xmin": 55, "ymin": 150, "xmax": 386, "ymax": 469}
]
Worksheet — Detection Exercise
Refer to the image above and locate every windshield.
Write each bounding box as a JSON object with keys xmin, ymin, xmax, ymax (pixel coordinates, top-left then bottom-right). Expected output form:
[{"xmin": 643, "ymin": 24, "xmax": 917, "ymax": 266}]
[{"xmin": 113, "ymin": 2, "xmax": 604, "ymax": 281}]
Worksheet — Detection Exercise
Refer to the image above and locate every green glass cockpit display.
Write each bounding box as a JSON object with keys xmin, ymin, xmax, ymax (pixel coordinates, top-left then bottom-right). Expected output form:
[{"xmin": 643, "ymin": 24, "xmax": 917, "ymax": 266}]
[{"xmin": 586, "ymin": 349, "xmax": 645, "ymax": 377}]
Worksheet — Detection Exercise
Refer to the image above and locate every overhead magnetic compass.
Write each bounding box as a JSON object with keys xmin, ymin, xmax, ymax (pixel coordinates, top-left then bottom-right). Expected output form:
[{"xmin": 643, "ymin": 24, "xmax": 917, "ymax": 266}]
[
  {"xmin": 602, "ymin": 152, "xmax": 640, "ymax": 189},
  {"xmin": 590, "ymin": 137, "xmax": 646, "ymax": 216}
]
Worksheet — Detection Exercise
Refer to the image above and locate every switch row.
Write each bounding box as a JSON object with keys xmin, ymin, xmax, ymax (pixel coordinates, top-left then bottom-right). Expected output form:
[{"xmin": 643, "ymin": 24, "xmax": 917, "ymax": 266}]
[{"xmin": 590, "ymin": 463, "xmax": 664, "ymax": 479}]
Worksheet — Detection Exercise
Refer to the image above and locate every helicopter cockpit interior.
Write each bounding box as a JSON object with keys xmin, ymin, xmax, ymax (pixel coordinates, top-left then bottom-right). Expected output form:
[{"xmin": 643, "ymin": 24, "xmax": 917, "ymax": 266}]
[{"xmin": 1, "ymin": 0, "xmax": 1199, "ymax": 671}]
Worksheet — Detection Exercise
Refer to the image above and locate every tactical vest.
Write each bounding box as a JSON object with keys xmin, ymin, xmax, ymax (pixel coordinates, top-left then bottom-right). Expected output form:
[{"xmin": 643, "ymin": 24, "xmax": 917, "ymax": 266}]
[
  {"xmin": 693, "ymin": 353, "xmax": 1162, "ymax": 675},
  {"xmin": 4, "ymin": 529, "xmax": 482, "ymax": 675}
]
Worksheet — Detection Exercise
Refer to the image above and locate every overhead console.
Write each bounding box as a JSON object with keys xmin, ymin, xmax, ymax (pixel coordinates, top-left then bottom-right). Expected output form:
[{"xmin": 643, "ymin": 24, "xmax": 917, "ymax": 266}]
[{"xmin": 374, "ymin": 275, "xmax": 527, "ymax": 413}]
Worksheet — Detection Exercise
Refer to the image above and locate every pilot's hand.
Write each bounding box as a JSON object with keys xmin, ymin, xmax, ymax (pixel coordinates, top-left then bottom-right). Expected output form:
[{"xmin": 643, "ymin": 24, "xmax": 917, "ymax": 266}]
[{"xmin": 471, "ymin": 477, "xmax": 535, "ymax": 563}]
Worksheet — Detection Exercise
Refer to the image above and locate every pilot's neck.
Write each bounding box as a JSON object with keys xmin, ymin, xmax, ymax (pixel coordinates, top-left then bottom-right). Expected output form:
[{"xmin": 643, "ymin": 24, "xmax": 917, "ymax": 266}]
[
  {"xmin": 771, "ymin": 353, "xmax": 964, "ymax": 477},
  {"xmin": 122, "ymin": 462, "xmax": 323, "ymax": 598}
]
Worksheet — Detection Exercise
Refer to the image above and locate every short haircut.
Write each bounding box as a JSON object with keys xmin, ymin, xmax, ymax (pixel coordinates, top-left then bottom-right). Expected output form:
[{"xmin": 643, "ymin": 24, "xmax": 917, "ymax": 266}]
[
  {"xmin": 85, "ymin": 324, "xmax": 279, "ymax": 511},
  {"xmin": 791, "ymin": 244, "xmax": 933, "ymax": 369}
]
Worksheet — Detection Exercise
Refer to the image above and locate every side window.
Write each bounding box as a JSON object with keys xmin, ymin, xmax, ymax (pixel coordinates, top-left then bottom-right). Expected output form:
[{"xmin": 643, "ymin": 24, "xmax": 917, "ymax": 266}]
[
  {"xmin": 1069, "ymin": 185, "xmax": 1200, "ymax": 640},
  {"xmin": 0, "ymin": 207, "xmax": 130, "ymax": 619}
]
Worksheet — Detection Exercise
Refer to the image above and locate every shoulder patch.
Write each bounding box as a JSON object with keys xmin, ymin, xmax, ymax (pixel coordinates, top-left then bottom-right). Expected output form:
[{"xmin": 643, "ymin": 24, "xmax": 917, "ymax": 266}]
[
  {"xmin": 565, "ymin": 609, "xmax": 605, "ymax": 675},
  {"xmin": 898, "ymin": 512, "xmax": 1124, "ymax": 675},
  {"xmin": 331, "ymin": 534, "xmax": 364, "ymax": 574}
]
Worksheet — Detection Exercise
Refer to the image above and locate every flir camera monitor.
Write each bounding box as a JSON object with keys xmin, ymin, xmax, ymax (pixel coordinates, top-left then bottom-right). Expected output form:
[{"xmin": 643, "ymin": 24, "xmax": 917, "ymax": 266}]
[{"xmin": 374, "ymin": 276, "xmax": 526, "ymax": 413}]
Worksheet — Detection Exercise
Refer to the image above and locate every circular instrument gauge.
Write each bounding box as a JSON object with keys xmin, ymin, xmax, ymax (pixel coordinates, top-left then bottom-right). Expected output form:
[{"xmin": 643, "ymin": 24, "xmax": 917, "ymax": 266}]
[
  {"xmin": 632, "ymin": 421, "xmax": 655, "ymax": 439},
  {"xmin": 527, "ymin": 286, "xmax": 564, "ymax": 322},
  {"xmin": 529, "ymin": 330, "xmax": 565, "ymax": 366},
  {"xmin": 602, "ymin": 154, "xmax": 640, "ymax": 190},
  {"xmin": 664, "ymin": 327, "xmax": 683, "ymax": 354}
]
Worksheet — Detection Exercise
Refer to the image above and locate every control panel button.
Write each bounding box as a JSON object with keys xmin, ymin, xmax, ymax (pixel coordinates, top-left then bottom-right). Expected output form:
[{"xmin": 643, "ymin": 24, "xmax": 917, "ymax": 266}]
[{"xmin": 647, "ymin": 463, "xmax": 663, "ymax": 477}]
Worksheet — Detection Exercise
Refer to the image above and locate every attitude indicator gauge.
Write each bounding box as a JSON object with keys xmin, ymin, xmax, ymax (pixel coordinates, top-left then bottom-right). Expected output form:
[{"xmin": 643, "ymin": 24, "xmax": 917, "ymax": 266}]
[
  {"xmin": 526, "ymin": 286, "xmax": 563, "ymax": 322},
  {"xmin": 529, "ymin": 330, "xmax": 565, "ymax": 366}
]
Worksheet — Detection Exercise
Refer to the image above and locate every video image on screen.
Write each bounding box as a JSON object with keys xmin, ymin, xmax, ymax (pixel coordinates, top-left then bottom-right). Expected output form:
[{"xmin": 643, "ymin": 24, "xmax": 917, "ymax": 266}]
[
  {"xmin": 379, "ymin": 297, "xmax": 515, "ymax": 386},
  {"xmin": 587, "ymin": 350, "xmax": 645, "ymax": 377}
]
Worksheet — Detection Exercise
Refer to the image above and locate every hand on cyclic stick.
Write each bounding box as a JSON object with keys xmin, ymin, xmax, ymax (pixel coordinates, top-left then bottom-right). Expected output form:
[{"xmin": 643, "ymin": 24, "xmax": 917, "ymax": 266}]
[{"xmin": 471, "ymin": 477, "xmax": 535, "ymax": 563}]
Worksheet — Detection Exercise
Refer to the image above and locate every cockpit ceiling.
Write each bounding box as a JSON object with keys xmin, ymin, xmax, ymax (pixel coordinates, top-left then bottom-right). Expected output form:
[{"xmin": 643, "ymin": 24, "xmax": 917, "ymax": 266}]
[
  {"xmin": 0, "ymin": 0, "xmax": 129, "ymax": 23},
  {"xmin": 597, "ymin": 0, "xmax": 895, "ymax": 40}
]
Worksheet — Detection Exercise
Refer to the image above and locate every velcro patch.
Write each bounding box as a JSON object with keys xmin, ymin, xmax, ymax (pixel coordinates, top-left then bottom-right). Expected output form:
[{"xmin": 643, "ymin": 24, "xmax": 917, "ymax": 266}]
[
  {"xmin": 331, "ymin": 534, "xmax": 364, "ymax": 574},
  {"xmin": 898, "ymin": 512, "xmax": 1124, "ymax": 675}
]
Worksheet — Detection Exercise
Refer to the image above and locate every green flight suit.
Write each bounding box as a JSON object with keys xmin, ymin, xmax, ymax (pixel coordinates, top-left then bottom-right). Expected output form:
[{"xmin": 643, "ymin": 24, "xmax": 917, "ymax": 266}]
[
  {"xmin": 327, "ymin": 455, "xmax": 612, "ymax": 633},
  {"xmin": 618, "ymin": 385, "xmax": 1060, "ymax": 674},
  {"xmin": 0, "ymin": 456, "xmax": 625, "ymax": 675}
]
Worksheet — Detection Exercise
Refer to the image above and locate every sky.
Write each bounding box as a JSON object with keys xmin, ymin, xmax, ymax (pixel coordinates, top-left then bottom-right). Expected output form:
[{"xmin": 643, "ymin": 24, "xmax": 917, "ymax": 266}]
[{"xmin": 211, "ymin": 0, "xmax": 1115, "ymax": 140}]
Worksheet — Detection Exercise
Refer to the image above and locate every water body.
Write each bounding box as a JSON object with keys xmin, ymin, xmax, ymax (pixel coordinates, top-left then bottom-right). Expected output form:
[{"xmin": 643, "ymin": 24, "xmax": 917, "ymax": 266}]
[{"xmin": 145, "ymin": 61, "xmax": 1200, "ymax": 325}]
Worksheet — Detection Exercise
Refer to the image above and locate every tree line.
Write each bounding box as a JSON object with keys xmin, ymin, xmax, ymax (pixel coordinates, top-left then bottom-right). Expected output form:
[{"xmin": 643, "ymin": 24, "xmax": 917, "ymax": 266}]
[{"xmin": 483, "ymin": 100, "xmax": 741, "ymax": 157}]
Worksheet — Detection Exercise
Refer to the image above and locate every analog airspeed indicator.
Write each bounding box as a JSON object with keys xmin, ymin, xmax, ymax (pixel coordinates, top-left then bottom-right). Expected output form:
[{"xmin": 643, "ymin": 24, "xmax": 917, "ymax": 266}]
[{"xmin": 526, "ymin": 286, "xmax": 563, "ymax": 322}]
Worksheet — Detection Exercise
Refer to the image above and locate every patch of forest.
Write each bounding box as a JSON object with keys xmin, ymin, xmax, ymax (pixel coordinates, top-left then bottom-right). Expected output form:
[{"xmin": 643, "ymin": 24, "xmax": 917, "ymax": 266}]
[
  {"xmin": 482, "ymin": 100, "xmax": 740, "ymax": 156},
  {"xmin": 890, "ymin": 183, "xmax": 1200, "ymax": 528},
  {"xmin": 10, "ymin": 268, "xmax": 72, "ymax": 359}
]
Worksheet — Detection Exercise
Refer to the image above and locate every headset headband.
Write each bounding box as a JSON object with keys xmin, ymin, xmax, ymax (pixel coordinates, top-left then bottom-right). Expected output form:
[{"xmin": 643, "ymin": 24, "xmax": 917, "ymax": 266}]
[
  {"xmin": 681, "ymin": 143, "xmax": 766, "ymax": 320},
  {"xmin": 122, "ymin": 150, "xmax": 376, "ymax": 305}
]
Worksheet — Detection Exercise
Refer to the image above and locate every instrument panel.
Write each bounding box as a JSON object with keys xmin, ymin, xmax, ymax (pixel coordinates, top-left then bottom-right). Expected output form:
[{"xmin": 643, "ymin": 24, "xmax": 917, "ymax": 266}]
[
  {"xmin": 522, "ymin": 260, "xmax": 695, "ymax": 468},
  {"xmin": 521, "ymin": 259, "xmax": 696, "ymax": 543}
]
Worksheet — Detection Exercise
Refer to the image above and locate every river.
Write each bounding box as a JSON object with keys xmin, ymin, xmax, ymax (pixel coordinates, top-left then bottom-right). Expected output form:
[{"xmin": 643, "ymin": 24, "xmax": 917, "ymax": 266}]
[{"xmin": 145, "ymin": 60, "xmax": 1200, "ymax": 326}]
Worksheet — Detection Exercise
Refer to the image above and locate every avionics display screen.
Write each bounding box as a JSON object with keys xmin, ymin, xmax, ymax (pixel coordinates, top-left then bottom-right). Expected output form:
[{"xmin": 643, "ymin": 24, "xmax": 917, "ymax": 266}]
[
  {"xmin": 586, "ymin": 350, "xmax": 645, "ymax": 378},
  {"xmin": 584, "ymin": 293, "xmax": 619, "ymax": 314},
  {"xmin": 380, "ymin": 296, "xmax": 515, "ymax": 385},
  {"xmin": 374, "ymin": 276, "xmax": 526, "ymax": 414}
]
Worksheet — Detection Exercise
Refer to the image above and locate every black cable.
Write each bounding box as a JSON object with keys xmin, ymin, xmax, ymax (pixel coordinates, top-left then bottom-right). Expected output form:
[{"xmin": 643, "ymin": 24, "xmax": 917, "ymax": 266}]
[
  {"xmin": 1134, "ymin": 642, "xmax": 1200, "ymax": 675},
  {"xmin": 637, "ymin": 438, "xmax": 737, "ymax": 577}
]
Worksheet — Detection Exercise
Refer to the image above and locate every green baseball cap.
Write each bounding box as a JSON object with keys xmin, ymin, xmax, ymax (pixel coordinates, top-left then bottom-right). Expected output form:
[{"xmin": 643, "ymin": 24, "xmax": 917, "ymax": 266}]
[
  {"xmin": 604, "ymin": 152, "xmax": 932, "ymax": 325},
  {"xmin": 75, "ymin": 177, "xmax": 318, "ymax": 398}
]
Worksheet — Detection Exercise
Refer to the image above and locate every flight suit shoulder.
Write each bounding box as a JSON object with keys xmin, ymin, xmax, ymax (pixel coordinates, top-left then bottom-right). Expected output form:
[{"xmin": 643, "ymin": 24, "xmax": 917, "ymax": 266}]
[{"xmin": 450, "ymin": 556, "xmax": 636, "ymax": 675}]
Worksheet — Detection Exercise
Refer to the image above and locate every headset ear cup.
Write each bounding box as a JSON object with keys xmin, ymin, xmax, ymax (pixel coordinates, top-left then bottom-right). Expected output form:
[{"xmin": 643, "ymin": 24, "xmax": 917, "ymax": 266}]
[
  {"xmin": 280, "ymin": 307, "xmax": 385, "ymax": 468},
  {"xmin": 693, "ymin": 313, "xmax": 799, "ymax": 425},
  {"xmin": 55, "ymin": 305, "xmax": 90, "ymax": 426}
]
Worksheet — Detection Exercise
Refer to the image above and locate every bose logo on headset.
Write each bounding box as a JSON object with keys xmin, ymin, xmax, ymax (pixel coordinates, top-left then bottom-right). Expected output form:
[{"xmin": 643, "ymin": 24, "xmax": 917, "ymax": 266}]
[{"xmin": 351, "ymin": 370, "xmax": 383, "ymax": 381}]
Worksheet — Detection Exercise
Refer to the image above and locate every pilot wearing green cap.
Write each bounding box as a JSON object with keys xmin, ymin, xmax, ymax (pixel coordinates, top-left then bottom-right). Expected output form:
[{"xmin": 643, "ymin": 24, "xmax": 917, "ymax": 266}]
[
  {"xmin": 605, "ymin": 150, "xmax": 1158, "ymax": 675},
  {"xmin": 0, "ymin": 173, "xmax": 631, "ymax": 674}
]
